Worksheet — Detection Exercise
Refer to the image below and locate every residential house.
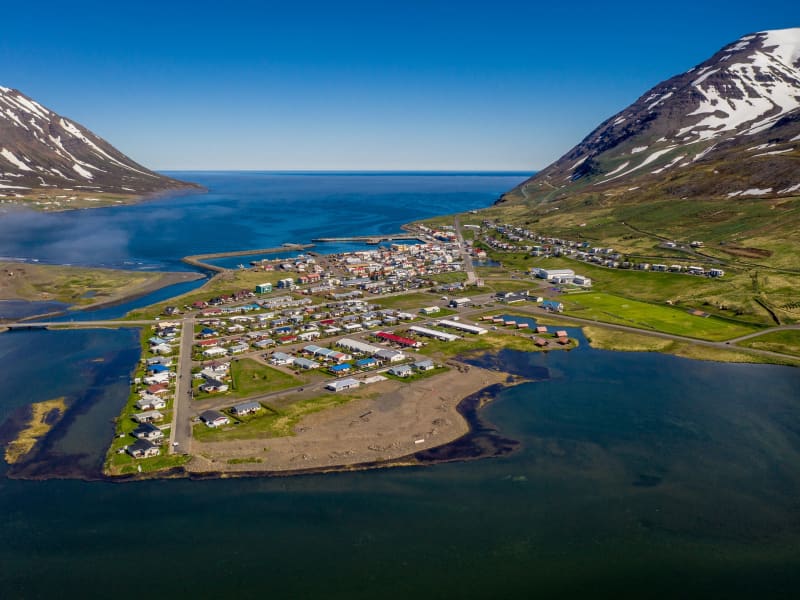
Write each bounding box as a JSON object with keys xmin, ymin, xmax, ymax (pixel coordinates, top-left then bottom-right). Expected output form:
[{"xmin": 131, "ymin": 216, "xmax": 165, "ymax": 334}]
[
  {"xmin": 231, "ymin": 401, "xmax": 262, "ymax": 416},
  {"xmin": 389, "ymin": 364, "xmax": 413, "ymax": 378},
  {"xmin": 200, "ymin": 410, "xmax": 230, "ymax": 428},
  {"xmin": 133, "ymin": 422, "xmax": 164, "ymax": 443},
  {"xmin": 133, "ymin": 410, "xmax": 164, "ymax": 424},
  {"xmin": 127, "ymin": 439, "xmax": 160, "ymax": 459}
]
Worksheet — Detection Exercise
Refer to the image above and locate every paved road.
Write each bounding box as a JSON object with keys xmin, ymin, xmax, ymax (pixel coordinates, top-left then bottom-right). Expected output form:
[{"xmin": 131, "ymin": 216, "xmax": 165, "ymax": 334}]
[
  {"xmin": 453, "ymin": 215, "xmax": 477, "ymax": 285},
  {"xmin": 170, "ymin": 316, "xmax": 196, "ymax": 455}
]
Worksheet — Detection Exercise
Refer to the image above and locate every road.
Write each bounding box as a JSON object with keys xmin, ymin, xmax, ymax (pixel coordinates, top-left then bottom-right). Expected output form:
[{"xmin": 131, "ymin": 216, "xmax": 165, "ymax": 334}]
[
  {"xmin": 453, "ymin": 215, "xmax": 477, "ymax": 285},
  {"xmin": 169, "ymin": 316, "xmax": 196, "ymax": 455},
  {"xmin": 458, "ymin": 301, "xmax": 800, "ymax": 363}
]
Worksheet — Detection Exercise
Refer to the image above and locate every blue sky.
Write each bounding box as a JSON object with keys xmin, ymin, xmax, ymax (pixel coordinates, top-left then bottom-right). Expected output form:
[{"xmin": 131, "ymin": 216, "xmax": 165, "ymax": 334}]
[{"xmin": 1, "ymin": 1, "xmax": 797, "ymax": 170}]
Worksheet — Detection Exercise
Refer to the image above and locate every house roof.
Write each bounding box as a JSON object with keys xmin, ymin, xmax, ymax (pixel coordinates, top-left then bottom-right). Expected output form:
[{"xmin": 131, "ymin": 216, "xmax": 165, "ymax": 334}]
[
  {"xmin": 200, "ymin": 410, "xmax": 227, "ymax": 422},
  {"xmin": 129, "ymin": 439, "xmax": 156, "ymax": 453}
]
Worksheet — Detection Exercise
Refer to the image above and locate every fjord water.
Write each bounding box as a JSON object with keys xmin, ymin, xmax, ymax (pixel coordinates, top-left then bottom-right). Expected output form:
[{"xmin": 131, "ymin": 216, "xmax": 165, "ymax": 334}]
[{"xmin": 1, "ymin": 173, "xmax": 799, "ymax": 597}]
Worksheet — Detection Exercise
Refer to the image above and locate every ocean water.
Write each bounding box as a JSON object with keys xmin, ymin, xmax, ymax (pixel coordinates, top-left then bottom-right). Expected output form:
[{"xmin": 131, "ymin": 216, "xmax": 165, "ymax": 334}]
[{"xmin": 1, "ymin": 173, "xmax": 800, "ymax": 598}]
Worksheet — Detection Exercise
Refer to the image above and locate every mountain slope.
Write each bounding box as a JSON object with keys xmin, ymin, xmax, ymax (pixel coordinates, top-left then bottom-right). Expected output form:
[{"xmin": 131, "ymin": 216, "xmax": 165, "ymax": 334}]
[
  {"xmin": 503, "ymin": 28, "xmax": 800, "ymax": 205},
  {"xmin": 0, "ymin": 86, "xmax": 199, "ymax": 200}
]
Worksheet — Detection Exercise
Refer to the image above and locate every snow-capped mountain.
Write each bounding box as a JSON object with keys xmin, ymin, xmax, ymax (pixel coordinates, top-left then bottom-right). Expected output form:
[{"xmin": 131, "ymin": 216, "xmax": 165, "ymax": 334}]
[
  {"xmin": 506, "ymin": 28, "xmax": 800, "ymax": 203},
  {"xmin": 0, "ymin": 86, "xmax": 198, "ymax": 197}
]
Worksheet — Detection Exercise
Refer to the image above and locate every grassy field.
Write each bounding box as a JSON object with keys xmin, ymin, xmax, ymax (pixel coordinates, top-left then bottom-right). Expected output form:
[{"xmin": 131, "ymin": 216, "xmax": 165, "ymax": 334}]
[
  {"xmin": 416, "ymin": 330, "xmax": 575, "ymax": 360},
  {"xmin": 230, "ymin": 358, "xmax": 303, "ymax": 396},
  {"xmin": 372, "ymin": 292, "xmax": 441, "ymax": 310},
  {"xmin": 193, "ymin": 390, "xmax": 373, "ymax": 442},
  {"xmin": 106, "ymin": 451, "xmax": 191, "ymax": 476},
  {"xmin": 561, "ymin": 292, "xmax": 761, "ymax": 341},
  {"xmin": 0, "ymin": 261, "xmax": 188, "ymax": 308},
  {"xmin": 193, "ymin": 358, "xmax": 304, "ymax": 401},
  {"xmin": 582, "ymin": 325, "xmax": 799, "ymax": 366},
  {"xmin": 737, "ymin": 330, "xmax": 800, "ymax": 358},
  {"xmin": 480, "ymin": 248, "xmax": 800, "ymax": 327}
]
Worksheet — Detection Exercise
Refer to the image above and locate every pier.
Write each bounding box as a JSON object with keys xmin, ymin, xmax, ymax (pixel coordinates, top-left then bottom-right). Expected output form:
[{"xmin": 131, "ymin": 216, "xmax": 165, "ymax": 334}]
[
  {"xmin": 311, "ymin": 234, "xmax": 422, "ymax": 244},
  {"xmin": 182, "ymin": 243, "xmax": 314, "ymax": 272}
]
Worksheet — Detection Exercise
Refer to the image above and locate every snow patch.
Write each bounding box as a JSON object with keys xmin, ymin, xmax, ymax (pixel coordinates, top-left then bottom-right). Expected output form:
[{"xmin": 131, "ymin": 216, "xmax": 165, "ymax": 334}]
[
  {"xmin": 631, "ymin": 146, "xmax": 648, "ymax": 154},
  {"xmin": 752, "ymin": 148, "xmax": 794, "ymax": 157},
  {"xmin": 692, "ymin": 67, "xmax": 719, "ymax": 86},
  {"xmin": 0, "ymin": 183, "xmax": 30, "ymax": 189},
  {"xmin": 730, "ymin": 188, "xmax": 773, "ymax": 197},
  {"xmin": 571, "ymin": 156, "xmax": 588, "ymax": 170},
  {"xmin": 651, "ymin": 154, "xmax": 686, "ymax": 174},
  {"xmin": 759, "ymin": 28, "xmax": 800, "ymax": 67},
  {"xmin": 647, "ymin": 91, "xmax": 673, "ymax": 110},
  {"xmin": 72, "ymin": 163, "xmax": 94, "ymax": 179},
  {"xmin": 0, "ymin": 148, "xmax": 33, "ymax": 171},
  {"xmin": 604, "ymin": 161, "xmax": 630, "ymax": 178},
  {"xmin": 778, "ymin": 183, "xmax": 800, "ymax": 194}
]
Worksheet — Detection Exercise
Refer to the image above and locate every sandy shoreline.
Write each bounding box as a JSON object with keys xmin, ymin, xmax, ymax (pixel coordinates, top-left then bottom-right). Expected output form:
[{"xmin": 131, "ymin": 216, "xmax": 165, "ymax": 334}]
[{"xmin": 185, "ymin": 364, "xmax": 513, "ymax": 475}]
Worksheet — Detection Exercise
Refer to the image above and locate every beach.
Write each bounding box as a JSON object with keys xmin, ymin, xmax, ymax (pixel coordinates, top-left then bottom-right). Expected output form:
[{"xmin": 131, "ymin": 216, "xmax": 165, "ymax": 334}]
[{"xmin": 186, "ymin": 364, "xmax": 511, "ymax": 475}]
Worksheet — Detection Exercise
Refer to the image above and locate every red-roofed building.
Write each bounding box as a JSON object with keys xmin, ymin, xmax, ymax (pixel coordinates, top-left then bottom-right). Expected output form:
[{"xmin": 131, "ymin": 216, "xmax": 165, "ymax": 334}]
[{"xmin": 375, "ymin": 331, "xmax": 422, "ymax": 348}]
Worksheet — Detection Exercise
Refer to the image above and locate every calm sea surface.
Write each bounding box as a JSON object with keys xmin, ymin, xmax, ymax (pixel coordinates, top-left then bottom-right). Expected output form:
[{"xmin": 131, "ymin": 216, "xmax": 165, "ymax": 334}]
[{"xmin": 1, "ymin": 173, "xmax": 799, "ymax": 598}]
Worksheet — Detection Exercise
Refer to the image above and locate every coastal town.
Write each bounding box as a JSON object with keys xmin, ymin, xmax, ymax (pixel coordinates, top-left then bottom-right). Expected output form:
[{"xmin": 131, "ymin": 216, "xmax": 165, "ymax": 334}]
[
  {"xmin": 102, "ymin": 224, "xmax": 584, "ymax": 475},
  {"xmin": 4, "ymin": 207, "xmax": 798, "ymax": 479}
]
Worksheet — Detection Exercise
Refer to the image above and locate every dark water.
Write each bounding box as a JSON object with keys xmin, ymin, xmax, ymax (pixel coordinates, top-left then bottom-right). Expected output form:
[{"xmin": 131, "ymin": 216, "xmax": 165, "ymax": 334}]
[{"xmin": 1, "ymin": 173, "xmax": 799, "ymax": 597}]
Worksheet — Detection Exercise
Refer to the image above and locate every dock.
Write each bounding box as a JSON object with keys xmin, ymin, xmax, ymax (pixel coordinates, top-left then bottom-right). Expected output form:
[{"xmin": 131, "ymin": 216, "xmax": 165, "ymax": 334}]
[
  {"xmin": 311, "ymin": 234, "xmax": 422, "ymax": 244},
  {"xmin": 182, "ymin": 244, "xmax": 314, "ymax": 272}
]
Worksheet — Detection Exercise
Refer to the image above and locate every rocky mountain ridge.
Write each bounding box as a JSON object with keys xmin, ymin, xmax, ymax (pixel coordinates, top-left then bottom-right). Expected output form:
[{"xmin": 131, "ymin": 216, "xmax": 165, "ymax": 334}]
[
  {"xmin": 0, "ymin": 86, "xmax": 199, "ymax": 199},
  {"xmin": 504, "ymin": 28, "xmax": 800, "ymax": 204}
]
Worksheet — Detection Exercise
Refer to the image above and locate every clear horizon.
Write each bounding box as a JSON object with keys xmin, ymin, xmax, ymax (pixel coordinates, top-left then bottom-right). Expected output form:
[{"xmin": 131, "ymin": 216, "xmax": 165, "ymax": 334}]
[{"xmin": 1, "ymin": 1, "xmax": 797, "ymax": 171}]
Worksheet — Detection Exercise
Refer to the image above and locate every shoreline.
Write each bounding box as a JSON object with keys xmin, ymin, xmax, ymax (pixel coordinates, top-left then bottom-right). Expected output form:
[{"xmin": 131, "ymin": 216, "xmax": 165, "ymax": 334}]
[
  {"xmin": 1, "ymin": 270, "xmax": 205, "ymax": 323},
  {"xmin": 5, "ymin": 365, "xmax": 526, "ymax": 483},
  {"xmin": 183, "ymin": 364, "xmax": 519, "ymax": 477}
]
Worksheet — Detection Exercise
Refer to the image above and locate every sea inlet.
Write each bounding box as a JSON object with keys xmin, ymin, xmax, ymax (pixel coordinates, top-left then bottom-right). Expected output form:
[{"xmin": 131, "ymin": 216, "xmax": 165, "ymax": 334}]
[{"xmin": 1, "ymin": 172, "xmax": 799, "ymax": 598}]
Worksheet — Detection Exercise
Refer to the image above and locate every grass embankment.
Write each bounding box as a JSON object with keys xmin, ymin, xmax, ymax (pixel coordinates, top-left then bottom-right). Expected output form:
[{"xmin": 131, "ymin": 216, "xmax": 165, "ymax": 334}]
[
  {"xmin": 737, "ymin": 330, "xmax": 800, "ymax": 358},
  {"xmin": 193, "ymin": 390, "xmax": 375, "ymax": 442},
  {"xmin": 3, "ymin": 397, "xmax": 66, "ymax": 464},
  {"xmin": 0, "ymin": 261, "xmax": 193, "ymax": 308},
  {"xmin": 560, "ymin": 292, "xmax": 761, "ymax": 341},
  {"xmin": 582, "ymin": 325, "xmax": 800, "ymax": 366}
]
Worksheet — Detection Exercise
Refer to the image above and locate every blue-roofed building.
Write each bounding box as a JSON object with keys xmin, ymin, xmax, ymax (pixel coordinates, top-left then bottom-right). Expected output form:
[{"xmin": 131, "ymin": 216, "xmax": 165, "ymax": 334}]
[
  {"xmin": 146, "ymin": 363, "xmax": 169, "ymax": 374},
  {"xmin": 540, "ymin": 300, "xmax": 564, "ymax": 313},
  {"xmin": 329, "ymin": 363, "xmax": 352, "ymax": 374},
  {"xmin": 355, "ymin": 358, "xmax": 377, "ymax": 369}
]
